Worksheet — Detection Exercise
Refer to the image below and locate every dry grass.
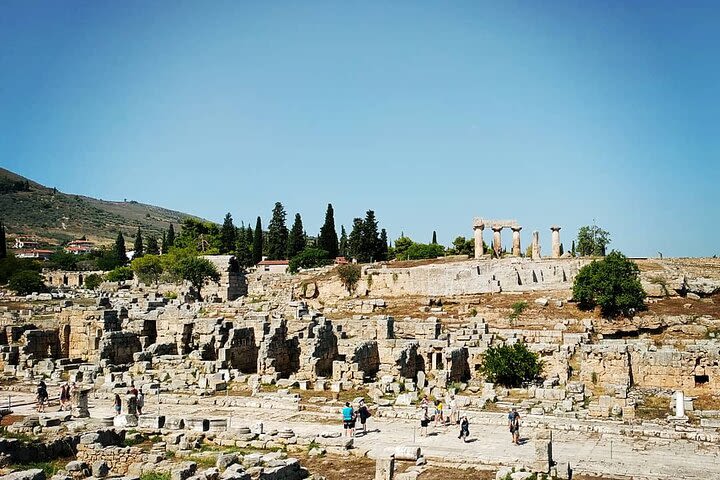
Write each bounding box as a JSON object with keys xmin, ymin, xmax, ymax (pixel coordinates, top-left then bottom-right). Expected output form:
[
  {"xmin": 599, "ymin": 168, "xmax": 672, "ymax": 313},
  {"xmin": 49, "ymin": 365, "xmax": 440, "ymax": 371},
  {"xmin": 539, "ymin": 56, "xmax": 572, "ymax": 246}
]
[
  {"xmin": 636, "ymin": 395, "xmax": 671, "ymax": 420},
  {"xmin": 692, "ymin": 393, "xmax": 720, "ymax": 411}
]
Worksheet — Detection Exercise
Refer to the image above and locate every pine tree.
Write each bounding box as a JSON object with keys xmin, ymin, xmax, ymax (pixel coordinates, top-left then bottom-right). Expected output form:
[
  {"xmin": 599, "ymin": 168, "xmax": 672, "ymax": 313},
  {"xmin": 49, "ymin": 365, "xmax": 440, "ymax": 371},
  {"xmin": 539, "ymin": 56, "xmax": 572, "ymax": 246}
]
[
  {"xmin": 220, "ymin": 212, "xmax": 237, "ymax": 254},
  {"xmin": 348, "ymin": 218, "xmax": 364, "ymax": 261},
  {"xmin": 252, "ymin": 217, "xmax": 263, "ymax": 264},
  {"xmin": 338, "ymin": 226, "xmax": 348, "ymax": 258},
  {"xmin": 318, "ymin": 203, "xmax": 339, "ymax": 259},
  {"xmin": 166, "ymin": 224, "xmax": 175, "ymax": 248},
  {"xmin": 133, "ymin": 227, "xmax": 144, "ymax": 258},
  {"xmin": 287, "ymin": 213, "xmax": 306, "ymax": 259},
  {"xmin": 114, "ymin": 232, "xmax": 128, "ymax": 265},
  {"xmin": 0, "ymin": 220, "xmax": 6, "ymax": 259},
  {"xmin": 146, "ymin": 236, "xmax": 160, "ymax": 255},
  {"xmin": 379, "ymin": 229, "xmax": 389, "ymax": 261},
  {"xmin": 266, "ymin": 202, "xmax": 289, "ymax": 260},
  {"xmin": 431, "ymin": 231, "xmax": 437, "ymax": 244}
]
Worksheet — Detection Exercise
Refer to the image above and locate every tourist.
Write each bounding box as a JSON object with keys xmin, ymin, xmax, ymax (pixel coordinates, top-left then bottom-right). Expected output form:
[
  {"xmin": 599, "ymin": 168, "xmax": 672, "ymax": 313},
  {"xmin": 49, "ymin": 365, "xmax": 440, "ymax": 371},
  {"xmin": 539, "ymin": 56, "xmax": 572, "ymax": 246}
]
[
  {"xmin": 127, "ymin": 382, "xmax": 139, "ymax": 397},
  {"xmin": 342, "ymin": 402, "xmax": 355, "ymax": 437},
  {"xmin": 419, "ymin": 399, "xmax": 430, "ymax": 437},
  {"xmin": 69, "ymin": 382, "xmax": 77, "ymax": 410},
  {"xmin": 59, "ymin": 383, "xmax": 70, "ymax": 411},
  {"xmin": 356, "ymin": 399, "xmax": 371, "ymax": 435},
  {"xmin": 458, "ymin": 416, "xmax": 470, "ymax": 442},
  {"xmin": 434, "ymin": 399, "xmax": 444, "ymax": 427},
  {"xmin": 137, "ymin": 390, "xmax": 145, "ymax": 415},
  {"xmin": 508, "ymin": 408, "xmax": 521, "ymax": 445},
  {"xmin": 36, "ymin": 381, "xmax": 48, "ymax": 413},
  {"xmin": 448, "ymin": 394, "xmax": 458, "ymax": 424},
  {"xmin": 114, "ymin": 393, "xmax": 122, "ymax": 416}
]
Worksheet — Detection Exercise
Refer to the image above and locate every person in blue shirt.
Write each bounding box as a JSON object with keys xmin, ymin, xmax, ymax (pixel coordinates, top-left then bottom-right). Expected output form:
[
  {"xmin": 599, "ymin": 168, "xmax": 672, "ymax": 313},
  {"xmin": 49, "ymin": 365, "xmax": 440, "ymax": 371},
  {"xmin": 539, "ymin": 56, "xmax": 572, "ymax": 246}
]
[
  {"xmin": 342, "ymin": 402, "xmax": 356, "ymax": 437},
  {"xmin": 508, "ymin": 408, "xmax": 521, "ymax": 445}
]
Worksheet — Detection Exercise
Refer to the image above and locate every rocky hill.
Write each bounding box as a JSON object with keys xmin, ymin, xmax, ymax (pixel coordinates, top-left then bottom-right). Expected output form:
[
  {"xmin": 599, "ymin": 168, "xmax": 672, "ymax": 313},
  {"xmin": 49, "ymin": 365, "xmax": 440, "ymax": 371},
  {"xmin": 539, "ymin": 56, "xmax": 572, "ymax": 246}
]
[{"xmin": 0, "ymin": 167, "xmax": 206, "ymax": 246}]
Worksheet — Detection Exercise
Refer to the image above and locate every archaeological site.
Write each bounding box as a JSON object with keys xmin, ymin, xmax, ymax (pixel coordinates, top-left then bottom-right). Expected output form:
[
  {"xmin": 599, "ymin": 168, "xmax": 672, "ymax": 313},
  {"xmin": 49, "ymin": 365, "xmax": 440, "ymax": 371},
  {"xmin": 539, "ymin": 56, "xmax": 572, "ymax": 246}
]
[{"xmin": 1, "ymin": 217, "xmax": 720, "ymax": 480}]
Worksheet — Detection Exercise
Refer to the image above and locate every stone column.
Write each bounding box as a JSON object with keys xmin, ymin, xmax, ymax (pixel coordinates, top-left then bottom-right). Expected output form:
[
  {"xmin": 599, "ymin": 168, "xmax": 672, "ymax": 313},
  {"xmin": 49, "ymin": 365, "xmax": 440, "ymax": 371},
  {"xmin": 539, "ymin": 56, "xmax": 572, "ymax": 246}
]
[
  {"xmin": 375, "ymin": 455, "xmax": 395, "ymax": 480},
  {"xmin": 473, "ymin": 224, "xmax": 484, "ymax": 259},
  {"xmin": 551, "ymin": 226, "xmax": 561, "ymax": 258},
  {"xmin": 492, "ymin": 227, "xmax": 503, "ymax": 257},
  {"xmin": 531, "ymin": 231, "xmax": 541, "ymax": 260},
  {"xmin": 675, "ymin": 390, "xmax": 686, "ymax": 418},
  {"xmin": 72, "ymin": 387, "xmax": 90, "ymax": 418},
  {"xmin": 511, "ymin": 227, "xmax": 522, "ymax": 257}
]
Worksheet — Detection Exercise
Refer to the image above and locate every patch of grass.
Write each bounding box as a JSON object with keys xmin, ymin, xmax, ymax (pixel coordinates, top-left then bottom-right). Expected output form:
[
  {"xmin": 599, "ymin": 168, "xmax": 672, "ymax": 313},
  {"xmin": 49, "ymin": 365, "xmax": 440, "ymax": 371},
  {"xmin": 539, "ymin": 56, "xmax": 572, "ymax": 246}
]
[
  {"xmin": 141, "ymin": 473, "xmax": 171, "ymax": 480},
  {"xmin": 509, "ymin": 301, "xmax": 528, "ymax": 321},
  {"xmin": 636, "ymin": 394, "xmax": 671, "ymax": 420},
  {"xmin": 12, "ymin": 458, "xmax": 70, "ymax": 477},
  {"xmin": 0, "ymin": 427, "xmax": 36, "ymax": 443}
]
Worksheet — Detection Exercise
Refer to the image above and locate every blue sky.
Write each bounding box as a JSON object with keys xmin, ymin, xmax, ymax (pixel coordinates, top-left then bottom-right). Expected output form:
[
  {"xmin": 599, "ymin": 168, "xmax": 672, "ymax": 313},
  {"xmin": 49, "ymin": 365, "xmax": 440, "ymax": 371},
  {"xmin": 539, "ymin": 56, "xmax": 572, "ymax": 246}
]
[{"xmin": 2, "ymin": 1, "xmax": 718, "ymax": 257}]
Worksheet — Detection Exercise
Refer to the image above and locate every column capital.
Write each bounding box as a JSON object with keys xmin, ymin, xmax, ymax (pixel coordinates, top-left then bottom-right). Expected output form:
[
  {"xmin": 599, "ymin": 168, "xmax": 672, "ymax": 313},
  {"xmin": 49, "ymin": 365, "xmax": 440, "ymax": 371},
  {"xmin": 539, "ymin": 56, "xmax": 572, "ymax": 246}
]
[
  {"xmin": 473, "ymin": 224, "xmax": 485, "ymax": 231},
  {"xmin": 511, "ymin": 226, "xmax": 523, "ymax": 232},
  {"xmin": 550, "ymin": 225, "xmax": 561, "ymax": 232},
  {"xmin": 491, "ymin": 226, "xmax": 504, "ymax": 232}
]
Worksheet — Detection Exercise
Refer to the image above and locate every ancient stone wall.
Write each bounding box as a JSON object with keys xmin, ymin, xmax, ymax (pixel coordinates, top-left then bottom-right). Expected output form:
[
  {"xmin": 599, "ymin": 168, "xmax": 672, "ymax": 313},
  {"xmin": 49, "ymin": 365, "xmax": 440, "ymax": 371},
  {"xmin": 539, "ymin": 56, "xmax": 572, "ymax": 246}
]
[
  {"xmin": 97, "ymin": 331, "xmax": 142, "ymax": 364},
  {"xmin": 257, "ymin": 319, "xmax": 300, "ymax": 378},
  {"xmin": 58, "ymin": 307, "xmax": 121, "ymax": 360},
  {"xmin": 20, "ymin": 329, "xmax": 61, "ymax": 359},
  {"xmin": 219, "ymin": 326, "xmax": 258, "ymax": 373}
]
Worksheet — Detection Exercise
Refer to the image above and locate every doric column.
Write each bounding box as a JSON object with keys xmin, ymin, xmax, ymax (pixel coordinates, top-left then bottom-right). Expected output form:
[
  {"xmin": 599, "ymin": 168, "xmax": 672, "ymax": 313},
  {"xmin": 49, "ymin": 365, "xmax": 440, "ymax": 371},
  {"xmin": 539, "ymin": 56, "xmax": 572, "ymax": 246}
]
[
  {"xmin": 511, "ymin": 226, "xmax": 522, "ymax": 257},
  {"xmin": 551, "ymin": 226, "xmax": 561, "ymax": 258},
  {"xmin": 473, "ymin": 224, "xmax": 484, "ymax": 259},
  {"xmin": 492, "ymin": 227, "xmax": 503, "ymax": 257},
  {"xmin": 531, "ymin": 231, "xmax": 541, "ymax": 260}
]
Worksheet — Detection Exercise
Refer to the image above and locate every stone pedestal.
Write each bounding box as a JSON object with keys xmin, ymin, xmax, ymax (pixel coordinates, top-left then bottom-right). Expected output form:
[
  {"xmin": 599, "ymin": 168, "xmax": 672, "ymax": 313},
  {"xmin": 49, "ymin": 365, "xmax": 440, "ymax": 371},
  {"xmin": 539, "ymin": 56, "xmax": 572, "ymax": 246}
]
[
  {"xmin": 473, "ymin": 225, "xmax": 484, "ymax": 259},
  {"xmin": 511, "ymin": 227, "xmax": 522, "ymax": 257},
  {"xmin": 126, "ymin": 395, "xmax": 137, "ymax": 415},
  {"xmin": 532, "ymin": 429, "xmax": 553, "ymax": 473},
  {"xmin": 114, "ymin": 414, "xmax": 138, "ymax": 428},
  {"xmin": 551, "ymin": 226, "xmax": 561, "ymax": 258},
  {"xmin": 669, "ymin": 390, "xmax": 688, "ymax": 422},
  {"xmin": 375, "ymin": 455, "xmax": 395, "ymax": 480},
  {"xmin": 72, "ymin": 387, "xmax": 91, "ymax": 418},
  {"xmin": 492, "ymin": 227, "xmax": 502, "ymax": 257},
  {"xmin": 531, "ymin": 231, "xmax": 541, "ymax": 260}
]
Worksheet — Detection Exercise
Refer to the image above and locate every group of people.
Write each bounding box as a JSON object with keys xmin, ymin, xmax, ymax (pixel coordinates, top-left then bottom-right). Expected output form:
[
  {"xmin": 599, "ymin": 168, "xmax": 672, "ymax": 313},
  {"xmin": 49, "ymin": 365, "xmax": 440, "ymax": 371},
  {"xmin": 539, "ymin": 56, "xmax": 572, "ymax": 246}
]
[
  {"xmin": 418, "ymin": 395, "xmax": 522, "ymax": 445},
  {"xmin": 36, "ymin": 380, "xmax": 77, "ymax": 413},
  {"xmin": 114, "ymin": 383, "xmax": 145, "ymax": 416},
  {"xmin": 341, "ymin": 399, "xmax": 372, "ymax": 437}
]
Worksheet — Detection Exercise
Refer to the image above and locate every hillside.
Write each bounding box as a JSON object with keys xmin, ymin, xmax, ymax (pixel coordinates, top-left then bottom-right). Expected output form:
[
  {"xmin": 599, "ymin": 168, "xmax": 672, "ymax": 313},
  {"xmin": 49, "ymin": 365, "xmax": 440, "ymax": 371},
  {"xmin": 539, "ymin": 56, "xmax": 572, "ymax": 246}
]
[{"xmin": 0, "ymin": 167, "xmax": 208, "ymax": 246}]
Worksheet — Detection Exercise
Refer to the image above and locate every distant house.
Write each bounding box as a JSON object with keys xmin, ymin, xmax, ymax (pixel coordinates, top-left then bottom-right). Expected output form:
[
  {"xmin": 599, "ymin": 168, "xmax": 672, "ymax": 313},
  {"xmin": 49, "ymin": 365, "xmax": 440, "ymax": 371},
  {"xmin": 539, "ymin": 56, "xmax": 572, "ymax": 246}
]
[
  {"xmin": 14, "ymin": 237, "xmax": 39, "ymax": 249},
  {"xmin": 65, "ymin": 239, "xmax": 95, "ymax": 255},
  {"xmin": 16, "ymin": 249, "xmax": 53, "ymax": 260},
  {"xmin": 334, "ymin": 256, "xmax": 349, "ymax": 264},
  {"xmin": 256, "ymin": 259, "xmax": 290, "ymax": 274}
]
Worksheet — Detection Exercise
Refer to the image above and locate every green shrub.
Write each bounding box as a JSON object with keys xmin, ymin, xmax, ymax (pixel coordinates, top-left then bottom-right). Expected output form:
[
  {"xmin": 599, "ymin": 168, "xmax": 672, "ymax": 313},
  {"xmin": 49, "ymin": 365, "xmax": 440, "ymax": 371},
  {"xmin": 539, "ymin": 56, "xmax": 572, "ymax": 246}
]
[
  {"xmin": 572, "ymin": 251, "xmax": 646, "ymax": 318},
  {"xmin": 404, "ymin": 243, "xmax": 444, "ymax": 260},
  {"xmin": 337, "ymin": 264, "xmax": 361, "ymax": 295},
  {"xmin": 9, "ymin": 270, "xmax": 46, "ymax": 295},
  {"xmin": 509, "ymin": 301, "xmax": 528, "ymax": 320},
  {"xmin": 288, "ymin": 248, "xmax": 331, "ymax": 274},
  {"xmin": 106, "ymin": 266, "xmax": 134, "ymax": 282},
  {"xmin": 480, "ymin": 342, "xmax": 543, "ymax": 387},
  {"xmin": 83, "ymin": 273, "xmax": 104, "ymax": 290}
]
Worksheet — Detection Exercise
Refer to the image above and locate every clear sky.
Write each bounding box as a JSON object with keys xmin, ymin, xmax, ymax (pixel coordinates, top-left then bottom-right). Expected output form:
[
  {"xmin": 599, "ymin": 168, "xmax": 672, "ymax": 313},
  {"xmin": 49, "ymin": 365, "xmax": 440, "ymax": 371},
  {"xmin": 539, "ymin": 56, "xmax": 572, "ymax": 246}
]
[{"xmin": 2, "ymin": 1, "xmax": 718, "ymax": 257}]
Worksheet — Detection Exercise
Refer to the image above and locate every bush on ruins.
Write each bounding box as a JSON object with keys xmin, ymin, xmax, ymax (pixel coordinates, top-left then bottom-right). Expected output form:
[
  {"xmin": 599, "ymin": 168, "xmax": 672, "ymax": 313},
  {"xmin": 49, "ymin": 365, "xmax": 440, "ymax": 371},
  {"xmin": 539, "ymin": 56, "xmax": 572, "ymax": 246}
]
[
  {"xmin": 572, "ymin": 250, "xmax": 647, "ymax": 318},
  {"xmin": 106, "ymin": 266, "xmax": 134, "ymax": 282},
  {"xmin": 337, "ymin": 263, "xmax": 361, "ymax": 295},
  {"xmin": 8, "ymin": 270, "xmax": 46, "ymax": 295},
  {"xmin": 83, "ymin": 273, "xmax": 104, "ymax": 290},
  {"xmin": 480, "ymin": 342, "xmax": 543, "ymax": 387}
]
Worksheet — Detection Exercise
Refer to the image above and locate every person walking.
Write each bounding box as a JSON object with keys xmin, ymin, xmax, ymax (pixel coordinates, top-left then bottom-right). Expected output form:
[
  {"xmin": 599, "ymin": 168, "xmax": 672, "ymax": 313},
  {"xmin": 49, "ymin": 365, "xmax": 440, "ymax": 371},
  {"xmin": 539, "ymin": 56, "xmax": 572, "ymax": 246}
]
[
  {"xmin": 458, "ymin": 416, "xmax": 470, "ymax": 442},
  {"xmin": 114, "ymin": 393, "xmax": 122, "ymax": 416},
  {"xmin": 36, "ymin": 381, "xmax": 48, "ymax": 413},
  {"xmin": 419, "ymin": 399, "xmax": 430, "ymax": 437},
  {"xmin": 137, "ymin": 390, "xmax": 145, "ymax": 415},
  {"xmin": 448, "ymin": 394, "xmax": 458, "ymax": 424},
  {"xmin": 59, "ymin": 383, "xmax": 70, "ymax": 411},
  {"xmin": 342, "ymin": 402, "xmax": 355, "ymax": 437},
  {"xmin": 508, "ymin": 408, "xmax": 521, "ymax": 445},
  {"xmin": 434, "ymin": 399, "xmax": 444, "ymax": 427},
  {"xmin": 357, "ymin": 399, "xmax": 371, "ymax": 435}
]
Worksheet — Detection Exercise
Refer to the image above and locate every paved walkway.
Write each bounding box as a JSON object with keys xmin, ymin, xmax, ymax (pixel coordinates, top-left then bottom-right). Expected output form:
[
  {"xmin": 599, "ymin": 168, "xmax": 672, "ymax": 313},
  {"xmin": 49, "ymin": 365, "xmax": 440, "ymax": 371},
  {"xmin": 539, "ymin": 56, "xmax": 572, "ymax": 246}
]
[{"xmin": 4, "ymin": 390, "xmax": 720, "ymax": 480}]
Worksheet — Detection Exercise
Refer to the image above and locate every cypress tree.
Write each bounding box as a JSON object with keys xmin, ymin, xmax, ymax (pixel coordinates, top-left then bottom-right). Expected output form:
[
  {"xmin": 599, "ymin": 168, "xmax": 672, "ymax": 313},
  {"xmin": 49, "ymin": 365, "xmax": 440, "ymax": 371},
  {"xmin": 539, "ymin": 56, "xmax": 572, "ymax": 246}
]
[
  {"xmin": 338, "ymin": 225, "xmax": 348, "ymax": 258},
  {"xmin": 266, "ymin": 202, "xmax": 289, "ymax": 260},
  {"xmin": 220, "ymin": 212, "xmax": 237, "ymax": 254},
  {"xmin": 287, "ymin": 213, "xmax": 306, "ymax": 259},
  {"xmin": 318, "ymin": 203, "xmax": 339, "ymax": 259},
  {"xmin": 348, "ymin": 218, "xmax": 364, "ymax": 261},
  {"xmin": 431, "ymin": 231, "xmax": 437, "ymax": 244},
  {"xmin": 161, "ymin": 231, "xmax": 167, "ymax": 254},
  {"xmin": 235, "ymin": 227, "xmax": 253, "ymax": 268},
  {"xmin": 359, "ymin": 210, "xmax": 380, "ymax": 263},
  {"xmin": 571, "ymin": 240, "xmax": 577, "ymax": 257},
  {"xmin": 133, "ymin": 227, "xmax": 144, "ymax": 258},
  {"xmin": 252, "ymin": 217, "xmax": 263, "ymax": 264},
  {"xmin": 0, "ymin": 220, "xmax": 6, "ymax": 259},
  {"xmin": 379, "ymin": 229, "xmax": 389, "ymax": 261},
  {"xmin": 114, "ymin": 232, "xmax": 128, "ymax": 265},
  {"xmin": 146, "ymin": 236, "xmax": 160, "ymax": 255},
  {"xmin": 166, "ymin": 224, "xmax": 176, "ymax": 248}
]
